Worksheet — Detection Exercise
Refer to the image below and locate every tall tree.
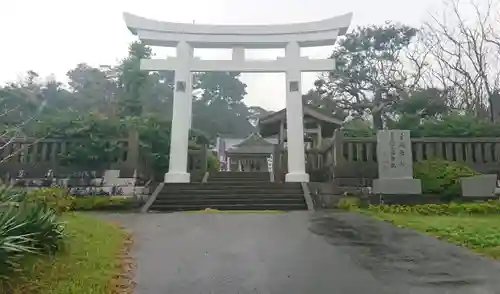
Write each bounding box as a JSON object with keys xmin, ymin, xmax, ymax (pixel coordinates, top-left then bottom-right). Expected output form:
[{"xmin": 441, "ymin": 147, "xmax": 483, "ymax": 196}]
[
  {"xmin": 66, "ymin": 63, "xmax": 117, "ymax": 115},
  {"xmin": 116, "ymin": 41, "xmax": 153, "ymax": 117},
  {"xmin": 302, "ymin": 89, "xmax": 348, "ymax": 121},
  {"xmin": 387, "ymin": 88, "xmax": 450, "ymax": 130},
  {"xmin": 315, "ymin": 24, "xmax": 420, "ymax": 129},
  {"xmin": 421, "ymin": 0, "xmax": 500, "ymax": 120},
  {"xmin": 192, "ymin": 72, "xmax": 255, "ymax": 138}
]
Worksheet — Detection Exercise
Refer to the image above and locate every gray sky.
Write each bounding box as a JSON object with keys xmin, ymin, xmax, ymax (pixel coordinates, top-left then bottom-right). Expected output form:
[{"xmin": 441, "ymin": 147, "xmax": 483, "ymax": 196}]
[{"xmin": 0, "ymin": 0, "xmax": 441, "ymax": 111}]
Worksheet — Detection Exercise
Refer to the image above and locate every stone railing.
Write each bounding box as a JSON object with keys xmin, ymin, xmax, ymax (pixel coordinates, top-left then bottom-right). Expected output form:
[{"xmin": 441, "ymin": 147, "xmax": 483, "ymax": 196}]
[
  {"xmin": 0, "ymin": 131, "xmax": 208, "ymax": 181},
  {"xmin": 0, "ymin": 131, "xmax": 139, "ymax": 179},
  {"xmin": 307, "ymin": 130, "xmax": 500, "ymax": 185}
]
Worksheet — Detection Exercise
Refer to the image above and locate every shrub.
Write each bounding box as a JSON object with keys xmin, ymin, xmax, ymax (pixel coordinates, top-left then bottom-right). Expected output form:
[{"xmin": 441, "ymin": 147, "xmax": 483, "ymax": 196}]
[
  {"xmin": 414, "ymin": 160, "xmax": 479, "ymax": 201},
  {"xmin": 15, "ymin": 204, "xmax": 65, "ymax": 253},
  {"xmin": 0, "ymin": 207, "xmax": 35, "ymax": 280},
  {"xmin": 366, "ymin": 200, "xmax": 500, "ymax": 216},
  {"xmin": 336, "ymin": 197, "xmax": 360, "ymax": 211},
  {"xmin": 71, "ymin": 196, "xmax": 136, "ymax": 211},
  {"xmin": 0, "ymin": 188, "xmax": 66, "ymax": 281},
  {"xmin": 25, "ymin": 188, "xmax": 74, "ymax": 214},
  {"xmin": 416, "ymin": 114, "xmax": 500, "ymax": 138},
  {"xmin": 207, "ymin": 152, "xmax": 219, "ymax": 172}
]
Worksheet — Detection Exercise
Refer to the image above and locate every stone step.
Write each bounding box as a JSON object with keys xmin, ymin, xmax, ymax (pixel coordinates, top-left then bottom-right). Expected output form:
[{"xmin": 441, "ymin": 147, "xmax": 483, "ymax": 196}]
[
  {"xmin": 210, "ymin": 175, "xmax": 269, "ymax": 177},
  {"xmin": 163, "ymin": 186, "xmax": 301, "ymax": 191},
  {"xmin": 160, "ymin": 194, "xmax": 303, "ymax": 199},
  {"xmin": 211, "ymin": 172, "xmax": 269, "ymax": 175},
  {"xmin": 158, "ymin": 192, "xmax": 304, "ymax": 198},
  {"xmin": 209, "ymin": 176, "xmax": 269, "ymax": 179},
  {"xmin": 162, "ymin": 189, "xmax": 301, "ymax": 194},
  {"xmin": 149, "ymin": 203, "xmax": 307, "ymax": 211},
  {"xmin": 160, "ymin": 192, "xmax": 303, "ymax": 197},
  {"xmin": 146, "ymin": 181, "xmax": 305, "ymax": 212},
  {"xmin": 153, "ymin": 198, "xmax": 305, "ymax": 205},
  {"xmin": 209, "ymin": 175, "xmax": 270, "ymax": 180},
  {"xmin": 166, "ymin": 183, "xmax": 300, "ymax": 188},
  {"xmin": 209, "ymin": 180, "xmax": 270, "ymax": 183}
]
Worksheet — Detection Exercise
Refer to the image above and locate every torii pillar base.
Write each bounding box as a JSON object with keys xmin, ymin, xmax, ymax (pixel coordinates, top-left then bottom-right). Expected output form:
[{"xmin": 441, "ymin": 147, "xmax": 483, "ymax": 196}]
[
  {"xmin": 285, "ymin": 172, "xmax": 310, "ymax": 183},
  {"xmin": 164, "ymin": 172, "xmax": 190, "ymax": 183}
]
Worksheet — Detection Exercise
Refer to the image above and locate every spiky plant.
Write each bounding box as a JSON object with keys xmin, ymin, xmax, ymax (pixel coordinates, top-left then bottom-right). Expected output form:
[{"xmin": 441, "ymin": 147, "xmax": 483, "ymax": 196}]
[{"xmin": 0, "ymin": 207, "xmax": 36, "ymax": 280}]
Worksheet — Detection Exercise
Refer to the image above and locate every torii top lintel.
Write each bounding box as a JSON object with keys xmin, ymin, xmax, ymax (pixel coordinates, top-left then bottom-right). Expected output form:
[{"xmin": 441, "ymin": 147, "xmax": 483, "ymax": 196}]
[{"xmin": 123, "ymin": 12, "xmax": 353, "ymax": 49}]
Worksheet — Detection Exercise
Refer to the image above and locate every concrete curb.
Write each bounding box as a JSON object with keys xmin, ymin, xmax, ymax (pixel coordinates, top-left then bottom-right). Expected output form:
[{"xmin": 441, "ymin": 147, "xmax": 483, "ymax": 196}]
[
  {"xmin": 141, "ymin": 182, "xmax": 165, "ymax": 213},
  {"xmin": 301, "ymin": 182, "xmax": 315, "ymax": 211}
]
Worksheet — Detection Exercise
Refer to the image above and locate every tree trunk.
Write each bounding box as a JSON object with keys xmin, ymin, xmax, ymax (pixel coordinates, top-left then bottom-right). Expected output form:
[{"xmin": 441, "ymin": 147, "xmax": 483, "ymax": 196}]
[
  {"xmin": 372, "ymin": 90, "xmax": 384, "ymax": 130},
  {"xmin": 372, "ymin": 111, "xmax": 383, "ymax": 130}
]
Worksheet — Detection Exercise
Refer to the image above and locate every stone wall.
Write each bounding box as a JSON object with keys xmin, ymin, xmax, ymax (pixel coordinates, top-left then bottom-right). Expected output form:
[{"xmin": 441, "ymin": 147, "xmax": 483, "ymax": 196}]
[
  {"xmin": 0, "ymin": 131, "xmax": 208, "ymax": 183},
  {"xmin": 0, "ymin": 131, "xmax": 138, "ymax": 179},
  {"xmin": 307, "ymin": 130, "xmax": 500, "ymax": 185}
]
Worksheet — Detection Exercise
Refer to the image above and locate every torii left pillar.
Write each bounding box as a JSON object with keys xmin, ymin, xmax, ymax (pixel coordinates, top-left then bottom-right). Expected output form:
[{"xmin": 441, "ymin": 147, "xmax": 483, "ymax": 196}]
[
  {"xmin": 284, "ymin": 41, "xmax": 309, "ymax": 182},
  {"xmin": 164, "ymin": 41, "xmax": 193, "ymax": 183}
]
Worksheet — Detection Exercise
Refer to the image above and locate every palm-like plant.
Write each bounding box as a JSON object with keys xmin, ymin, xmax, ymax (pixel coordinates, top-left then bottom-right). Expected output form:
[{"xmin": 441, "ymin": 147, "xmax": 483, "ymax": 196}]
[
  {"xmin": 0, "ymin": 207, "xmax": 36, "ymax": 280},
  {"xmin": 0, "ymin": 187, "xmax": 66, "ymax": 282}
]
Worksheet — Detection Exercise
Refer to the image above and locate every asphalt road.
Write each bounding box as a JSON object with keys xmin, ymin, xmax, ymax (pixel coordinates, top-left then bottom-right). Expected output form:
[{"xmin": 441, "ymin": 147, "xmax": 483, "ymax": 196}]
[{"xmin": 104, "ymin": 211, "xmax": 500, "ymax": 294}]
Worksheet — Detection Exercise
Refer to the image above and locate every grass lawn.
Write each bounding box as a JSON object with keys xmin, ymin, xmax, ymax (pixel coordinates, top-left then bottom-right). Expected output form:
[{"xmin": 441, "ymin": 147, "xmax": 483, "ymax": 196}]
[
  {"xmin": 367, "ymin": 212, "xmax": 500, "ymax": 259},
  {"xmin": 1, "ymin": 213, "xmax": 133, "ymax": 294}
]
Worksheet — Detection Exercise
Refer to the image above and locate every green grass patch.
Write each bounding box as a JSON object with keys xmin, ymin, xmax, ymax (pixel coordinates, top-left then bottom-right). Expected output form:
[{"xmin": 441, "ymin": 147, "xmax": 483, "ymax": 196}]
[
  {"xmin": 367, "ymin": 212, "xmax": 500, "ymax": 259},
  {"xmin": 1, "ymin": 213, "xmax": 131, "ymax": 294},
  {"xmin": 364, "ymin": 201, "xmax": 500, "ymax": 215}
]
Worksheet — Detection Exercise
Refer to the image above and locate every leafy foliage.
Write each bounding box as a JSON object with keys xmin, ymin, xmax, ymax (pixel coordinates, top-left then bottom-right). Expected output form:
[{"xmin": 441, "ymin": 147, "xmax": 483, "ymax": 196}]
[
  {"xmin": 14, "ymin": 204, "xmax": 65, "ymax": 254},
  {"xmin": 207, "ymin": 152, "xmax": 219, "ymax": 173},
  {"xmin": 192, "ymin": 72, "xmax": 255, "ymax": 138},
  {"xmin": 410, "ymin": 114, "xmax": 500, "ymax": 138},
  {"xmin": 0, "ymin": 208, "xmax": 35, "ymax": 280},
  {"xmin": 342, "ymin": 118, "xmax": 376, "ymax": 137},
  {"xmin": 49, "ymin": 113, "xmax": 127, "ymax": 170},
  {"xmin": 1, "ymin": 213, "xmax": 128, "ymax": 294},
  {"xmin": 71, "ymin": 196, "xmax": 136, "ymax": 211},
  {"xmin": 343, "ymin": 114, "xmax": 500, "ymax": 138},
  {"xmin": 316, "ymin": 24, "xmax": 419, "ymax": 129},
  {"xmin": 0, "ymin": 188, "xmax": 66, "ymax": 282},
  {"xmin": 336, "ymin": 197, "xmax": 361, "ymax": 211},
  {"xmin": 0, "ymin": 41, "xmax": 260, "ymax": 143},
  {"xmin": 24, "ymin": 188, "xmax": 74, "ymax": 214},
  {"xmin": 366, "ymin": 200, "xmax": 500, "ymax": 216},
  {"xmin": 136, "ymin": 115, "xmax": 172, "ymax": 178},
  {"xmin": 414, "ymin": 160, "xmax": 480, "ymax": 200},
  {"xmin": 66, "ymin": 63, "xmax": 117, "ymax": 115},
  {"xmin": 117, "ymin": 42, "xmax": 152, "ymax": 117}
]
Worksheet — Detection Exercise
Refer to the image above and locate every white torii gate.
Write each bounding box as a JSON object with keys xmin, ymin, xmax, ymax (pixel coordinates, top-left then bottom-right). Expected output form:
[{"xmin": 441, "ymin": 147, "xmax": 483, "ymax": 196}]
[{"xmin": 123, "ymin": 12, "xmax": 353, "ymax": 183}]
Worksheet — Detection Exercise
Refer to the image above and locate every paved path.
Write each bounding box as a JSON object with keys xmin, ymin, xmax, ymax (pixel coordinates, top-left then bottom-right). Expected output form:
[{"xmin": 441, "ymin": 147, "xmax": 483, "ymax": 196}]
[{"xmin": 103, "ymin": 211, "xmax": 500, "ymax": 294}]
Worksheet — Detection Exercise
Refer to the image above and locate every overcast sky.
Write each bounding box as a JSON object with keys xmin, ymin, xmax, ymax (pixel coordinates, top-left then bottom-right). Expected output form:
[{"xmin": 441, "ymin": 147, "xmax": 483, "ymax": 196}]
[{"xmin": 0, "ymin": 0, "xmax": 442, "ymax": 111}]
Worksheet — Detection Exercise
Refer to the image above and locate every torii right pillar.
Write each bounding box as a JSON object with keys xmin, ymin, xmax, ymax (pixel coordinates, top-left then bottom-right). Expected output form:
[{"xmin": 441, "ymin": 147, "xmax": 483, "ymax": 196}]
[{"xmin": 284, "ymin": 41, "xmax": 309, "ymax": 183}]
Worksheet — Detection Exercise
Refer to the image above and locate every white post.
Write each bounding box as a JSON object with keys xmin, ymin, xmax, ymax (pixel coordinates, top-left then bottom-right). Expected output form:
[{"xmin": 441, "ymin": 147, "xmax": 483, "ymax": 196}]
[
  {"xmin": 284, "ymin": 41, "xmax": 309, "ymax": 182},
  {"xmin": 164, "ymin": 41, "xmax": 193, "ymax": 183}
]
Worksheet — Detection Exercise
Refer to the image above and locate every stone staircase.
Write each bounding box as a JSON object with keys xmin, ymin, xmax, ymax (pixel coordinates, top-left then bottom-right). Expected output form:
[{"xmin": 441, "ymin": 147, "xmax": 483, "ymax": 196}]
[{"xmin": 147, "ymin": 172, "xmax": 307, "ymax": 212}]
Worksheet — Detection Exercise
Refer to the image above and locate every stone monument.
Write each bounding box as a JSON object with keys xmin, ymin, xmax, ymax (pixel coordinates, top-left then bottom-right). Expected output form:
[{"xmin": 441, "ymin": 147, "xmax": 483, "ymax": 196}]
[
  {"xmin": 461, "ymin": 174, "xmax": 497, "ymax": 198},
  {"xmin": 103, "ymin": 169, "xmax": 121, "ymax": 186},
  {"xmin": 372, "ymin": 130, "xmax": 422, "ymax": 194}
]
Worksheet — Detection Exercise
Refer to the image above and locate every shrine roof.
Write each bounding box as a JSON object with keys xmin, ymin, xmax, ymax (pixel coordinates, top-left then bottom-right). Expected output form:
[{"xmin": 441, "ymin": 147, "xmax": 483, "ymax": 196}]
[
  {"xmin": 258, "ymin": 105, "xmax": 344, "ymax": 137},
  {"xmin": 226, "ymin": 133, "xmax": 276, "ymax": 155}
]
